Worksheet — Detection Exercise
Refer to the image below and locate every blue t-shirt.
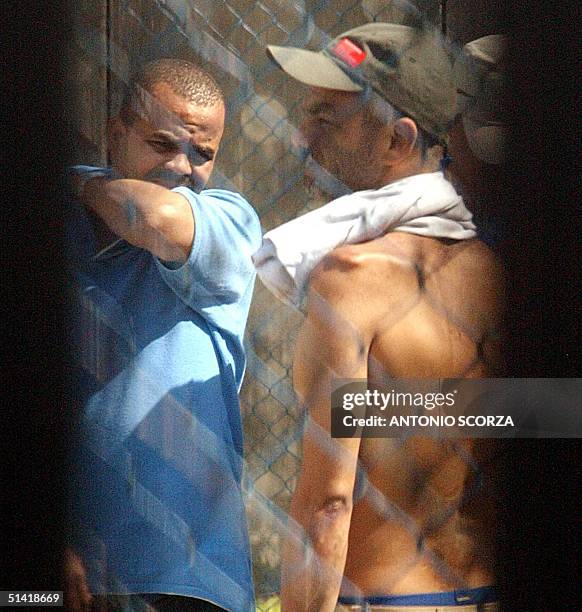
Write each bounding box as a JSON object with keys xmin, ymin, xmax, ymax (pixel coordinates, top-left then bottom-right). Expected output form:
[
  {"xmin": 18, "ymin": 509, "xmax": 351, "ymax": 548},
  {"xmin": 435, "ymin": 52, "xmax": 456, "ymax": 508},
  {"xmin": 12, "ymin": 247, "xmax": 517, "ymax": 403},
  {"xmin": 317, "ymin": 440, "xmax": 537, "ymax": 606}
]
[{"xmin": 69, "ymin": 174, "xmax": 261, "ymax": 611}]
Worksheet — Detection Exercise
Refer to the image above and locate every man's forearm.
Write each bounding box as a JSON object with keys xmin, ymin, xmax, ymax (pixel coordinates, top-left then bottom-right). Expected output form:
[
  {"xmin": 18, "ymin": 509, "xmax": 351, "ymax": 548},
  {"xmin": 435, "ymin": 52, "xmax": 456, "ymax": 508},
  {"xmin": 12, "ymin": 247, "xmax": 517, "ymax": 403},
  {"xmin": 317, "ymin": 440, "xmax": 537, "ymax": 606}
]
[
  {"xmin": 281, "ymin": 494, "xmax": 352, "ymax": 611},
  {"xmin": 82, "ymin": 177, "xmax": 194, "ymax": 262}
]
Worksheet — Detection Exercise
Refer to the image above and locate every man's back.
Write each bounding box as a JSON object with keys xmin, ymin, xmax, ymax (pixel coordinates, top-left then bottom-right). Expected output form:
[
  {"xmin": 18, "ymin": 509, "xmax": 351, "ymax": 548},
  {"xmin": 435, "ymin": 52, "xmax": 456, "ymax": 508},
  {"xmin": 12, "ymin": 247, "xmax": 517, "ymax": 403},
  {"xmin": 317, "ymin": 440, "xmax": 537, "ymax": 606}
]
[
  {"xmin": 362, "ymin": 232, "xmax": 503, "ymax": 379},
  {"xmin": 295, "ymin": 232, "xmax": 504, "ymax": 598}
]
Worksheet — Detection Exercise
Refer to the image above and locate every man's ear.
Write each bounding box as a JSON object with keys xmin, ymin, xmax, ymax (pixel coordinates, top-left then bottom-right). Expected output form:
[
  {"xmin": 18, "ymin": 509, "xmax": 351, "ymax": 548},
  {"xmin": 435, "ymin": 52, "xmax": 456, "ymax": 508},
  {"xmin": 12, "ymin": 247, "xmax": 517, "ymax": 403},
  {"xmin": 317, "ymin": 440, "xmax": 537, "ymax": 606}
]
[{"xmin": 388, "ymin": 117, "xmax": 418, "ymax": 160}]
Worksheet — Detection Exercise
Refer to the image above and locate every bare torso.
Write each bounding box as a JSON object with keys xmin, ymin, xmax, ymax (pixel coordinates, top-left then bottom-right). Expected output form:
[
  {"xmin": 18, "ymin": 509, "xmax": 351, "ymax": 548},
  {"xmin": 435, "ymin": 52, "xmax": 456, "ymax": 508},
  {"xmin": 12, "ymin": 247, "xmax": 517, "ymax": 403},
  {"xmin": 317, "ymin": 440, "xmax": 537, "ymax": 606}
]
[{"xmin": 333, "ymin": 232, "xmax": 504, "ymax": 597}]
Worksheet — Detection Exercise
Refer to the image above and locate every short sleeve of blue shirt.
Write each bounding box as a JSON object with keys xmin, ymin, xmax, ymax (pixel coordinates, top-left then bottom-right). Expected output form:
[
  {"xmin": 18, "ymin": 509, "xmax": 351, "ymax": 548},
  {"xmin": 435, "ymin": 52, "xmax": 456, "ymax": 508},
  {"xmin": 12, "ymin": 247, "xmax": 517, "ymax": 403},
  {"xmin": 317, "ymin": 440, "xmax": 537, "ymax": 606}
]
[{"xmin": 154, "ymin": 187, "xmax": 262, "ymax": 339}]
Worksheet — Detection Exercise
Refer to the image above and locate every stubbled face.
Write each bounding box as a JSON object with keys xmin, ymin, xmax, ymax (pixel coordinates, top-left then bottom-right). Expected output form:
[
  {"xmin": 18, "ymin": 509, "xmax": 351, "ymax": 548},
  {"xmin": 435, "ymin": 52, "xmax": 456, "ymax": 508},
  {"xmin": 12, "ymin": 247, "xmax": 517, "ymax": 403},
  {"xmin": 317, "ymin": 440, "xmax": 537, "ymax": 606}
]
[
  {"xmin": 446, "ymin": 118, "xmax": 482, "ymax": 202},
  {"xmin": 446, "ymin": 117, "xmax": 503, "ymax": 210},
  {"xmin": 110, "ymin": 81, "xmax": 225, "ymax": 192},
  {"xmin": 297, "ymin": 87, "xmax": 388, "ymax": 195}
]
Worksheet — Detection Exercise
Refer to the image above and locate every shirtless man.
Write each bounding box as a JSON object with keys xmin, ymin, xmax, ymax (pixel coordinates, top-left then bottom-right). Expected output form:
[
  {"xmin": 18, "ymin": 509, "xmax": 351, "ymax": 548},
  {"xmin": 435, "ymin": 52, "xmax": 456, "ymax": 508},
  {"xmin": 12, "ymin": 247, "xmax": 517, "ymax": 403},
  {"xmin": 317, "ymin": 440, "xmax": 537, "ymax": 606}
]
[{"xmin": 264, "ymin": 24, "xmax": 503, "ymax": 611}]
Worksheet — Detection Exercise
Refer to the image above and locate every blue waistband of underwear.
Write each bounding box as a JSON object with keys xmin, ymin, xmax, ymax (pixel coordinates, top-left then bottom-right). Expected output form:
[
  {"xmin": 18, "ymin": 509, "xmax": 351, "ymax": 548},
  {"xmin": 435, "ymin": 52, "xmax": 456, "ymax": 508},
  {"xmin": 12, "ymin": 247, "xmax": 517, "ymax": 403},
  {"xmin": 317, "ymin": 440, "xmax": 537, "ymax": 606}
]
[{"xmin": 339, "ymin": 586, "xmax": 498, "ymax": 606}]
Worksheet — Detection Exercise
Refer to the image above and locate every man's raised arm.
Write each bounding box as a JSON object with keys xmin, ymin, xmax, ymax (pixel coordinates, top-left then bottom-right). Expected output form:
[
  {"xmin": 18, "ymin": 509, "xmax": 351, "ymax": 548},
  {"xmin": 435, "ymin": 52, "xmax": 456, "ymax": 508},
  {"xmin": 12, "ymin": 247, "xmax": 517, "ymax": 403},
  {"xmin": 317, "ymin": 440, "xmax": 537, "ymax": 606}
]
[{"xmin": 82, "ymin": 177, "xmax": 194, "ymax": 263}]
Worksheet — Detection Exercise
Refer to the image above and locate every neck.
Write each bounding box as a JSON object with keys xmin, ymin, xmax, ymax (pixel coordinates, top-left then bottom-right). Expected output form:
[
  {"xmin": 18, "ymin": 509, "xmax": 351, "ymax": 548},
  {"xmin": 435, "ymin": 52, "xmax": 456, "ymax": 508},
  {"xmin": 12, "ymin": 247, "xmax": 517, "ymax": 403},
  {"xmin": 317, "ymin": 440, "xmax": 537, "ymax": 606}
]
[{"xmin": 383, "ymin": 163, "xmax": 439, "ymax": 186}]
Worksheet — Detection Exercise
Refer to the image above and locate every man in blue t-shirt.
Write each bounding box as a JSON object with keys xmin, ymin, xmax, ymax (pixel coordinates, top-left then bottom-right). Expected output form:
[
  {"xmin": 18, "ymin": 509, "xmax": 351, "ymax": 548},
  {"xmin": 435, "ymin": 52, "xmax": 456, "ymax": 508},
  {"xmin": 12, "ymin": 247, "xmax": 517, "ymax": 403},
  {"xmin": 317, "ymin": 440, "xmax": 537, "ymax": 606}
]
[{"xmin": 66, "ymin": 59, "xmax": 261, "ymax": 612}]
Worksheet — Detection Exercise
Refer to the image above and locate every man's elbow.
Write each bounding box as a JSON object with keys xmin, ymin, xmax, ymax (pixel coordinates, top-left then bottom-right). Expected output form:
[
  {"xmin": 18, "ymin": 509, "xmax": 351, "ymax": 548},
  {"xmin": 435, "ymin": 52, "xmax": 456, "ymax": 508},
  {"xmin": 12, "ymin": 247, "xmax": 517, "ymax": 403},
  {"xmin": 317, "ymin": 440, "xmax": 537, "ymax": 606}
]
[
  {"xmin": 309, "ymin": 494, "xmax": 353, "ymax": 555},
  {"xmin": 146, "ymin": 201, "xmax": 181, "ymax": 234},
  {"xmin": 139, "ymin": 202, "xmax": 194, "ymax": 262},
  {"xmin": 320, "ymin": 495, "xmax": 352, "ymax": 517}
]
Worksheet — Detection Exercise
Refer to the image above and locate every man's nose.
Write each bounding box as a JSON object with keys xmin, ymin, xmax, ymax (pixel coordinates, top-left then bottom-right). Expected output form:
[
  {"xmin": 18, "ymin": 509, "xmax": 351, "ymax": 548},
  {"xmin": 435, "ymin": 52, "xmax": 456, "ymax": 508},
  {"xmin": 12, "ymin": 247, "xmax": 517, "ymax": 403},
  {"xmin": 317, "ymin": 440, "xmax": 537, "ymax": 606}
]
[{"xmin": 166, "ymin": 152, "xmax": 193, "ymax": 177}]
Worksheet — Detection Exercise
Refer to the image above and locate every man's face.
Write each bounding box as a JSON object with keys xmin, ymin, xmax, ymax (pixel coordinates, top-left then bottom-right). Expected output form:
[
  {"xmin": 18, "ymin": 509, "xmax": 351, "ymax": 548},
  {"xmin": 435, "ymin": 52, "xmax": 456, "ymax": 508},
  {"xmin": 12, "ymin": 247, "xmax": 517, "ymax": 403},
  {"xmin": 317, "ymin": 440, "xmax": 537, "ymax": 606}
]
[
  {"xmin": 298, "ymin": 87, "xmax": 388, "ymax": 195},
  {"xmin": 446, "ymin": 117, "xmax": 489, "ymax": 205},
  {"xmin": 110, "ymin": 81, "xmax": 225, "ymax": 192}
]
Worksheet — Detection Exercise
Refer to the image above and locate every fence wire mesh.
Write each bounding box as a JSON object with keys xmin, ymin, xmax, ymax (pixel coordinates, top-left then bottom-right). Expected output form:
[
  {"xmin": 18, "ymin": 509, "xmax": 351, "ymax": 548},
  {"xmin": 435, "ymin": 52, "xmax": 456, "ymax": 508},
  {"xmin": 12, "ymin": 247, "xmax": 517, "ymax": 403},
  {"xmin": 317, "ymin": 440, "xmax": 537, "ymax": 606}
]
[{"xmin": 67, "ymin": 1, "xmax": 505, "ymax": 609}]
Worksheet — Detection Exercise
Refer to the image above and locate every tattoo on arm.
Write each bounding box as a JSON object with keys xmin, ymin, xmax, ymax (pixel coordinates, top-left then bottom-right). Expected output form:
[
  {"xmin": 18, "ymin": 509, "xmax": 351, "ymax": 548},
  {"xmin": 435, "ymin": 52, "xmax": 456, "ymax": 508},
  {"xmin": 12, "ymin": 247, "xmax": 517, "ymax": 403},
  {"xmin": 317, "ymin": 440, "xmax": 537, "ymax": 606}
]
[{"xmin": 123, "ymin": 198, "xmax": 138, "ymax": 226}]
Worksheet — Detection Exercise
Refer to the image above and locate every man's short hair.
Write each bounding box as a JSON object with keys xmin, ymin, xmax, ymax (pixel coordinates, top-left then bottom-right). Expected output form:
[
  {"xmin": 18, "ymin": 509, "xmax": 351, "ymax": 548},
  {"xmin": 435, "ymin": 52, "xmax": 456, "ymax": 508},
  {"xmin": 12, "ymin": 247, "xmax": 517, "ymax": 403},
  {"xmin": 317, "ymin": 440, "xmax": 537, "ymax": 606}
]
[{"xmin": 120, "ymin": 58, "xmax": 224, "ymax": 124}]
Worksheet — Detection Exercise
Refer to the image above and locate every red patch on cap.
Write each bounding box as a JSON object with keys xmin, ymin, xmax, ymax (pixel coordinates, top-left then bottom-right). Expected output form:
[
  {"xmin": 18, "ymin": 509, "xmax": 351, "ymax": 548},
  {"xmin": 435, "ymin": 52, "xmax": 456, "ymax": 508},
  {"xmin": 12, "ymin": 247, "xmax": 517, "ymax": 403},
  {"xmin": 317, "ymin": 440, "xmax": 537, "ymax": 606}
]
[{"xmin": 331, "ymin": 38, "xmax": 366, "ymax": 67}]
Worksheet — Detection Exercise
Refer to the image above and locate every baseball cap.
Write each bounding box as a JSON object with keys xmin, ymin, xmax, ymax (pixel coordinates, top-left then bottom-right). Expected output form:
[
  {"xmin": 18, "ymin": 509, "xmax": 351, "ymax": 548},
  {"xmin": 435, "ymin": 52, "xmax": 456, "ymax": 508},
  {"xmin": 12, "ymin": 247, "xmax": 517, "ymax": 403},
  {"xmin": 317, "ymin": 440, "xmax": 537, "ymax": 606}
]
[
  {"xmin": 453, "ymin": 34, "xmax": 507, "ymax": 164},
  {"xmin": 267, "ymin": 23, "xmax": 457, "ymax": 143}
]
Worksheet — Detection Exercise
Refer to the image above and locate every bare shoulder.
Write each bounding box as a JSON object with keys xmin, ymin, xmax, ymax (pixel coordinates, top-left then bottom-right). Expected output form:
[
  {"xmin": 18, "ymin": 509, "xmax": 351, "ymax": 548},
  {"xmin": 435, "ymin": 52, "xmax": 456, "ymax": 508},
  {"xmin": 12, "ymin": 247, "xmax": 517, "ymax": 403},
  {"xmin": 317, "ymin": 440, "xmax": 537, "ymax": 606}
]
[
  {"xmin": 423, "ymin": 237, "xmax": 505, "ymax": 320},
  {"xmin": 443, "ymin": 237, "xmax": 503, "ymax": 277},
  {"xmin": 310, "ymin": 239, "xmax": 414, "ymax": 301},
  {"xmin": 308, "ymin": 239, "xmax": 420, "ymax": 331}
]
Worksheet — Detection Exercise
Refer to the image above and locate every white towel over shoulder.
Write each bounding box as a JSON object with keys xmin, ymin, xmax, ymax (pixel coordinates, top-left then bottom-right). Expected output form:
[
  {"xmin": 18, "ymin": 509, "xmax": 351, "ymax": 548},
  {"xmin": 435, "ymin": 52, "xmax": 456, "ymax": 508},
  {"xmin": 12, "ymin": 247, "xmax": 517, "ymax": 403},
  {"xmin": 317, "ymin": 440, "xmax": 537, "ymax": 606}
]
[{"xmin": 252, "ymin": 172, "xmax": 475, "ymax": 306}]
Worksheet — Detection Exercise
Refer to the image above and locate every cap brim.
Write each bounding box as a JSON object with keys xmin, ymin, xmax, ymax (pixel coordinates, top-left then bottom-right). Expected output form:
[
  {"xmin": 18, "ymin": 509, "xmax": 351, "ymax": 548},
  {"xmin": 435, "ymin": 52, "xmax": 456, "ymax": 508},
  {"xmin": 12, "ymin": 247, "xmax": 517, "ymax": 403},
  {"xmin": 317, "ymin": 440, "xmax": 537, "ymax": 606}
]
[
  {"xmin": 453, "ymin": 54, "xmax": 479, "ymax": 103},
  {"xmin": 266, "ymin": 45, "xmax": 362, "ymax": 92}
]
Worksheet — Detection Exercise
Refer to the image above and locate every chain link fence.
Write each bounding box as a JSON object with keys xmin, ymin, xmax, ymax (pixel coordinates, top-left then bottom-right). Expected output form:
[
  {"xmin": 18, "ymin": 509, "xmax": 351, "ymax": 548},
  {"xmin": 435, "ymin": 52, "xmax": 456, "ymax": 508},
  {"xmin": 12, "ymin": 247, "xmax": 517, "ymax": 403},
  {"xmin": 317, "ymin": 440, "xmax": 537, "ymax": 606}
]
[{"xmin": 67, "ymin": 1, "xmax": 507, "ymax": 609}]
